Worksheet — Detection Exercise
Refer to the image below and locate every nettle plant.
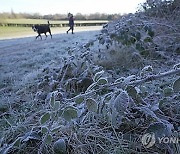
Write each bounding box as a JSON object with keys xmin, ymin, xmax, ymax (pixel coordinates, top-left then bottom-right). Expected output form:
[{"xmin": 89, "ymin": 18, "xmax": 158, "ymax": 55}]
[
  {"xmin": 1, "ymin": 49, "xmax": 179, "ymax": 154},
  {"xmin": 110, "ymin": 23, "xmax": 154, "ymax": 47},
  {"xmin": 97, "ymin": 14, "xmax": 168, "ymax": 62},
  {"xmin": 1, "ymin": 63, "xmax": 179, "ymax": 153},
  {"xmin": 37, "ymin": 64, "xmax": 179, "ymax": 153},
  {"xmin": 109, "ymin": 23, "xmax": 155, "ymax": 58},
  {"xmin": 1, "ymin": 15, "xmax": 179, "ymax": 154}
]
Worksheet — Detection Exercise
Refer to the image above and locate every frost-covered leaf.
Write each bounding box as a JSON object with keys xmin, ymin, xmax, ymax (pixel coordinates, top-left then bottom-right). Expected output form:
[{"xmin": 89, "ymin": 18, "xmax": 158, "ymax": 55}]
[
  {"xmin": 86, "ymin": 82, "xmax": 97, "ymax": 92},
  {"xmin": 126, "ymin": 85, "xmax": 137, "ymax": 98},
  {"xmin": 98, "ymin": 37, "xmax": 105, "ymax": 45},
  {"xmin": 97, "ymin": 77, "xmax": 108, "ymax": 85},
  {"xmin": 45, "ymin": 134, "xmax": 52, "ymax": 145},
  {"xmin": 86, "ymin": 98, "xmax": 97, "ymax": 112},
  {"xmin": 136, "ymin": 43, "xmax": 143, "ymax": 51},
  {"xmin": 173, "ymin": 78, "xmax": 180, "ymax": 93},
  {"xmin": 50, "ymin": 93, "xmax": 55, "ymax": 108},
  {"xmin": 173, "ymin": 63, "xmax": 180, "ymax": 69},
  {"xmin": 144, "ymin": 37, "xmax": 153, "ymax": 42},
  {"xmin": 163, "ymin": 87, "xmax": 173, "ymax": 97},
  {"xmin": 135, "ymin": 31, "xmax": 141, "ymax": 41},
  {"xmin": 41, "ymin": 126, "xmax": 49, "ymax": 134},
  {"xmin": 22, "ymin": 131, "xmax": 41, "ymax": 142},
  {"xmin": 130, "ymin": 36, "xmax": 136, "ymax": 44},
  {"xmin": 111, "ymin": 109, "xmax": 119, "ymax": 127},
  {"xmin": 0, "ymin": 103, "xmax": 8, "ymax": 113},
  {"xmin": 53, "ymin": 101, "xmax": 60, "ymax": 111},
  {"xmin": 158, "ymin": 98, "xmax": 168, "ymax": 109},
  {"xmin": 136, "ymin": 106, "xmax": 159, "ymax": 121},
  {"xmin": 74, "ymin": 95, "xmax": 84, "ymax": 104},
  {"xmin": 144, "ymin": 25, "xmax": 149, "ymax": 32},
  {"xmin": 53, "ymin": 139, "xmax": 67, "ymax": 154},
  {"xmin": 150, "ymin": 103, "xmax": 159, "ymax": 112},
  {"xmin": 148, "ymin": 29, "xmax": 155, "ymax": 38},
  {"xmin": 114, "ymin": 77, "xmax": 125, "ymax": 84},
  {"xmin": 146, "ymin": 122, "xmax": 172, "ymax": 138},
  {"xmin": 114, "ymin": 91, "xmax": 129, "ymax": 113},
  {"xmin": 40, "ymin": 112, "xmax": 51, "ymax": 125},
  {"xmin": 124, "ymin": 75, "xmax": 136, "ymax": 84},
  {"xmin": 144, "ymin": 65, "xmax": 153, "ymax": 72},
  {"xmin": 135, "ymin": 87, "xmax": 141, "ymax": 94},
  {"xmin": 63, "ymin": 106, "xmax": 78, "ymax": 121},
  {"xmin": 12, "ymin": 137, "xmax": 22, "ymax": 147},
  {"xmin": 103, "ymin": 92, "xmax": 113, "ymax": 102},
  {"xmin": 93, "ymin": 70, "xmax": 104, "ymax": 82},
  {"xmin": 140, "ymin": 65, "xmax": 153, "ymax": 77}
]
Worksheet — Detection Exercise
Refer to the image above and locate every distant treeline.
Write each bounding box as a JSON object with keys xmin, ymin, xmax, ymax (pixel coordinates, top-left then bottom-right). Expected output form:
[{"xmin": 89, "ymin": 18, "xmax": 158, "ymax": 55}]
[{"xmin": 0, "ymin": 11, "xmax": 121, "ymax": 20}]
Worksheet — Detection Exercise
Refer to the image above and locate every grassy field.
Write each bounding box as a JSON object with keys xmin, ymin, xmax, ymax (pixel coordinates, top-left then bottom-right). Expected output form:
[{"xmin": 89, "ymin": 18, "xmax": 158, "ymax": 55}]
[
  {"xmin": 0, "ymin": 26, "xmax": 102, "ymax": 39},
  {"xmin": 0, "ymin": 27, "xmax": 33, "ymax": 38},
  {"xmin": 0, "ymin": 18, "xmax": 108, "ymax": 24},
  {"xmin": 0, "ymin": 18, "xmax": 106, "ymax": 39}
]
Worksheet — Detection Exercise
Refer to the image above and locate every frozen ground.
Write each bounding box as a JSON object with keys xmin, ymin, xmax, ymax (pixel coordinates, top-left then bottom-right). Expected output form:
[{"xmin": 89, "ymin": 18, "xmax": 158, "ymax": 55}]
[{"xmin": 0, "ymin": 27, "xmax": 101, "ymax": 104}]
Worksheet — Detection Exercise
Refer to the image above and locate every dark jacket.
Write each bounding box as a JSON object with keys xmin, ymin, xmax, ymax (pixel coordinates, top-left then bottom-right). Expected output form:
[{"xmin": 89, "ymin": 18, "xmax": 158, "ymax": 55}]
[{"xmin": 69, "ymin": 16, "xmax": 74, "ymax": 26}]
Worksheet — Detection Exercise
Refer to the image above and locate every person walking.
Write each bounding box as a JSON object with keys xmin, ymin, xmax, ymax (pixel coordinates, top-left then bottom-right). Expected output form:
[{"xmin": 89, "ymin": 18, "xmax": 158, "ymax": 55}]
[{"xmin": 67, "ymin": 13, "xmax": 74, "ymax": 34}]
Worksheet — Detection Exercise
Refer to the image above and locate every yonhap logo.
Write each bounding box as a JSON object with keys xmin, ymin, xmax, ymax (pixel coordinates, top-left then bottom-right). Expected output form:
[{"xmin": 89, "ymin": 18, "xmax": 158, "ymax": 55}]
[
  {"xmin": 142, "ymin": 132, "xmax": 179, "ymax": 148},
  {"xmin": 141, "ymin": 133, "xmax": 156, "ymax": 148}
]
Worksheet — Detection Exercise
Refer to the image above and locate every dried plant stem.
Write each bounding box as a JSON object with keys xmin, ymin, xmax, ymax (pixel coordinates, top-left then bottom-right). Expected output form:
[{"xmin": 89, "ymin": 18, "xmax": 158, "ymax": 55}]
[{"xmin": 66, "ymin": 68, "xmax": 180, "ymax": 101}]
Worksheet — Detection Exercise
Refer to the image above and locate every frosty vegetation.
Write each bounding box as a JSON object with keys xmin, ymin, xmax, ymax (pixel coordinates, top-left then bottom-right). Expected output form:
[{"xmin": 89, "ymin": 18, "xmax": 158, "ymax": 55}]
[{"xmin": 0, "ymin": 0, "xmax": 180, "ymax": 154}]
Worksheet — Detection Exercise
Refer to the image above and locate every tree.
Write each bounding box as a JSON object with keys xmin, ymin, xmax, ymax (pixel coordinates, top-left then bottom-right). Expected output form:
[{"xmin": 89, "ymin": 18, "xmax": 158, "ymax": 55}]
[{"xmin": 11, "ymin": 9, "xmax": 17, "ymax": 18}]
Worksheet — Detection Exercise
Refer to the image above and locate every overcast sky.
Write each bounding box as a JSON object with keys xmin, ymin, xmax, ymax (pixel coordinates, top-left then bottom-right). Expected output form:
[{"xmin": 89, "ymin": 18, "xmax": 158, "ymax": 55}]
[{"xmin": 0, "ymin": 0, "xmax": 146, "ymax": 15}]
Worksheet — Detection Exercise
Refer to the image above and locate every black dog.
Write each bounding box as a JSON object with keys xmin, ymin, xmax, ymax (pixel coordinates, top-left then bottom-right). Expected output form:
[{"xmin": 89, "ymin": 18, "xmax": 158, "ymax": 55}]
[{"xmin": 32, "ymin": 21, "xmax": 52, "ymax": 39}]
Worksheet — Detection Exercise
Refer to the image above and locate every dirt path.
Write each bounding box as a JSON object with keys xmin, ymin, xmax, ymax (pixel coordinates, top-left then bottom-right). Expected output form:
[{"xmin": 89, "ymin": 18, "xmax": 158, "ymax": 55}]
[{"xmin": 0, "ymin": 29, "xmax": 101, "ymax": 104}]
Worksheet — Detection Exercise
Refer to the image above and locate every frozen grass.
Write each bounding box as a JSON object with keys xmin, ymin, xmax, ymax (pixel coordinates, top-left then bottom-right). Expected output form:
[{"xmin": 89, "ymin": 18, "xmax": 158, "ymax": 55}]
[{"xmin": 0, "ymin": 30, "xmax": 100, "ymax": 104}]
